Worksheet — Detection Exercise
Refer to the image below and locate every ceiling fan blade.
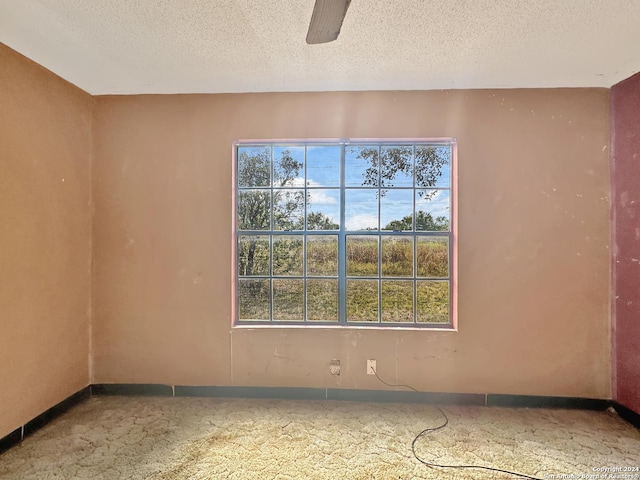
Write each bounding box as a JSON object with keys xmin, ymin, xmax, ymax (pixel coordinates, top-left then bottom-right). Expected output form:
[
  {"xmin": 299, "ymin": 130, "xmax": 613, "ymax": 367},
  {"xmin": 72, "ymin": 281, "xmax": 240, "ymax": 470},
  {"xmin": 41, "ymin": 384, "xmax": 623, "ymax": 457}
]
[{"xmin": 306, "ymin": 0, "xmax": 351, "ymax": 44}]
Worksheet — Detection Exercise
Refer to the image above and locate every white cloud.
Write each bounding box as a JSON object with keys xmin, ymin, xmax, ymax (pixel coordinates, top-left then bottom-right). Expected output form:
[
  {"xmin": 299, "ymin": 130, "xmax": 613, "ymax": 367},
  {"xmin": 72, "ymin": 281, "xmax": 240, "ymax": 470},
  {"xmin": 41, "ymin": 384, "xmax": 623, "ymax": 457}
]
[
  {"xmin": 306, "ymin": 178, "xmax": 321, "ymax": 187},
  {"xmin": 415, "ymin": 189, "xmax": 446, "ymax": 205},
  {"xmin": 284, "ymin": 178, "xmax": 338, "ymax": 205},
  {"xmin": 290, "ymin": 176, "xmax": 305, "ymax": 187},
  {"xmin": 414, "ymin": 190, "xmax": 450, "ymax": 219},
  {"xmin": 308, "ymin": 189, "xmax": 338, "ymax": 205},
  {"xmin": 346, "ymin": 214, "xmax": 378, "ymax": 231}
]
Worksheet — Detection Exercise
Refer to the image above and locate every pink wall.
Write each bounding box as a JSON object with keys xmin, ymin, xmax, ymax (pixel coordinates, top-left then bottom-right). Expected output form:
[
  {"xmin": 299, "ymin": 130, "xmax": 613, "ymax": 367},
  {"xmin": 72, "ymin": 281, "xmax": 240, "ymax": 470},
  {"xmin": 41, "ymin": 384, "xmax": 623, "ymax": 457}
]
[{"xmin": 611, "ymin": 72, "xmax": 640, "ymax": 414}]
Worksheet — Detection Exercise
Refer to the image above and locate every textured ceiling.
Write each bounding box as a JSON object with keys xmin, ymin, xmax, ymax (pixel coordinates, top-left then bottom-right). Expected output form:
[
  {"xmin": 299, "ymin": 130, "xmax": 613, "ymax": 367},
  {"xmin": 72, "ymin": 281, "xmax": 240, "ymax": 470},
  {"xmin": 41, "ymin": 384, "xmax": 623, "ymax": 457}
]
[{"xmin": 1, "ymin": 0, "xmax": 639, "ymax": 95}]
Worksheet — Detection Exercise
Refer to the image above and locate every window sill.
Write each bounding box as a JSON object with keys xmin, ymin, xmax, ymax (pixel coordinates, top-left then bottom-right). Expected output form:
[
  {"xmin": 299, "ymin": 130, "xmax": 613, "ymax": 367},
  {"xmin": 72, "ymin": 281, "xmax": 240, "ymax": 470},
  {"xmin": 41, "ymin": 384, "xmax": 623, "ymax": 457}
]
[{"xmin": 231, "ymin": 323, "xmax": 457, "ymax": 332}]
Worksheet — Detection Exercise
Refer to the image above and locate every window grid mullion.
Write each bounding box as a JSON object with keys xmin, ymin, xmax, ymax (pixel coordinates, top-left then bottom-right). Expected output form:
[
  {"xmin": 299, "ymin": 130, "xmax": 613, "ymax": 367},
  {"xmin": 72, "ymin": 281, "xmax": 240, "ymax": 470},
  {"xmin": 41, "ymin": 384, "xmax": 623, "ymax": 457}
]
[
  {"xmin": 303, "ymin": 146, "xmax": 308, "ymax": 323},
  {"xmin": 235, "ymin": 141, "xmax": 454, "ymax": 327},
  {"xmin": 412, "ymin": 144, "xmax": 417, "ymax": 324},
  {"xmin": 338, "ymin": 144, "xmax": 347, "ymax": 325},
  {"xmin": 377, "ymin": 145, "xmax": 382, "ymax": 324}
]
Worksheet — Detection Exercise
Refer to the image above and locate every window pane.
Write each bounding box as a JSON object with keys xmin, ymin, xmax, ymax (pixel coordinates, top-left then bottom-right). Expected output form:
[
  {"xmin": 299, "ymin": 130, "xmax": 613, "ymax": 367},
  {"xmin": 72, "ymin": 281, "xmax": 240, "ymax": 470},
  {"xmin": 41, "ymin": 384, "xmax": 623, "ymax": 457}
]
[
  {"xmin": 417, "ymin": 237, "xmax": 449, "ymax": 278},
  {"xmin": 345, "ymin": 189, "xmax": 378, "ymax": 231},
  {"xmin": 415, "ymin": 145, "xmax": 450, "ymax": 188},
  {"xmin": 238, "ymin": 279, "xmax": 270, "ymax": 321},
  {"xmin": 307, "ymin": 146, "xmax": 340, "ymax": 187},
  {"xmin": 381, "ymin": 189, "xmax": 413, "ymax": 231},
  {"xmin": 306, "ymin": 236, "xmax": 338, "ymax": 276},
  {"xmin": 416, "ymin": 281, "xmax": 449, "ymax": 323},
  {"xmin": 306, "ymin": 279, "xmax": 338, "ymax": 321},
  {"xmin": 272, "ymin": 236, "xmax": 303, "ymax": 276},
  {"xmin": 238, "ymin": 146, "xmax": 271, "ymax": 187},
  {"xmin": 273, "ymin": 146, "xmax": 304, "ymax": 187},
  {"xmin": 237, "ymin": 190, "xmax": 271, "ymax": 230},
  {"xmin": 346, "ymin": 146, "xmax": 378, "ymax": 187},
  {"xmin": 381, "ymin": 280, "xmax": 414, "ymax": 322},
  {"xmin": 307, "ymin": 189, "xmax": 340, "ymax": 230},
  {"xmin": 273, "ymin": 279, "xmax": 303, "ymax": 321},
  {"xmin": 347, "ymin": 280, "xmax": 379, "ymax": 322},
  {"xmin": 415, "ymin": 190, "xmax": 450, "ymax": 231},
  {"xmin": 347, "ymin": 235, "xmax": 378, "ymax": 276},
  {"xmin": 237, "ymin": 235, "xmax": 270, "ymax": 276},
  {"xmin": 381, "ymin": 236, "xmax": 413, "ymax": 277},
  {"xmin": 380, "ymin": 146, "xmax": 413, "ymax": 188},
  {"xmin": 273, "ymin": 189, "xmax": 304, "ymax": 230}
]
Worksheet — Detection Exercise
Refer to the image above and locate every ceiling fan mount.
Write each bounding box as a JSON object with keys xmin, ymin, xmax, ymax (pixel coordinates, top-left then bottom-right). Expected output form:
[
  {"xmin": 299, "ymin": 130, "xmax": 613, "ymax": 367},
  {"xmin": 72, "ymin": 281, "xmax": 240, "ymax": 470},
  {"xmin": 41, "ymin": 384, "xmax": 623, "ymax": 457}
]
[{"xmin": 306, "ymin": 0, "xmax": 352, "ymax": 44}]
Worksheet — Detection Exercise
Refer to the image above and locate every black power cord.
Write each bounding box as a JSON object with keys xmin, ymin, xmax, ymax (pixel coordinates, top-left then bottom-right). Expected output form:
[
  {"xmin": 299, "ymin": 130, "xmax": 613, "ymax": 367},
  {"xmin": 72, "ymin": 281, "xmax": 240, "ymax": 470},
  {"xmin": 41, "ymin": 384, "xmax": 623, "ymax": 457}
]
[{"xmin": 372, "ymin": 369, "xmax": 543, "ymax": 480}]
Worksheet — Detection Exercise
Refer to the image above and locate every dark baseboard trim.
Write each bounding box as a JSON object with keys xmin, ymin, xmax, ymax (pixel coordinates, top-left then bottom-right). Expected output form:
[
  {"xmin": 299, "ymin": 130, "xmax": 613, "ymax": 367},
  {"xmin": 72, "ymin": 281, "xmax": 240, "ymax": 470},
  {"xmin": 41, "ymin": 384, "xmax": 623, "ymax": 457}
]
[
  {"xmin": 90, "ymin": 384, "xmax": 173, "ymax": 396},
  {"xmin": 4, "ymin": 384, "xmax": 633, "ymax": 458},
  {"xmin": 0, "ymin": 386, "xmax": 90, "ymax": 457},
  {"xmin": 612, "ymin": 401, "xmax": 640, "ymax": 429},
  {"xmin": 327, "ymin": 388, "xmax": 486, "ymax": 405},
  {"xmin": 106, "ymin": 384, "xmax": 615, "ymax": 411},
  {"xmin": 0, "ymin": 428, "xmax": 22, "ymax": 456},
  {"xmin": 487, "ymin": 394, "xmax": 611, "ymax": 410},
  {"xmin": 175, "ymin": 385, "xmax": 326, "ymax": 400},
  {"xmin": 23, "ymin": 387, "xmax": 91, "ymax": 437},
  {"xmin": 174, "ymin": 386, "xmax": 485, "ymax": 405}
]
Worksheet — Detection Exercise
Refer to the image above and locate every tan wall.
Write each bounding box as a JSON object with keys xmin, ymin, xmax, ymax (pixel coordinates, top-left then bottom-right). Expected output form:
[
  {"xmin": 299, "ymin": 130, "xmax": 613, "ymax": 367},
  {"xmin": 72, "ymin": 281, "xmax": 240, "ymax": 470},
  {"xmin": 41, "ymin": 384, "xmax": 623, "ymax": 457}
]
[
  {"xmin": 0, "ymin": 44, "xmax": 93, "ymax": 438},
  {"xmin": 0, "ymin": 41, "xmax": 614, "ymax": 441},
  {"xmin": 92, "ymin": 89, "xmax": 611, "ymax": 399}
]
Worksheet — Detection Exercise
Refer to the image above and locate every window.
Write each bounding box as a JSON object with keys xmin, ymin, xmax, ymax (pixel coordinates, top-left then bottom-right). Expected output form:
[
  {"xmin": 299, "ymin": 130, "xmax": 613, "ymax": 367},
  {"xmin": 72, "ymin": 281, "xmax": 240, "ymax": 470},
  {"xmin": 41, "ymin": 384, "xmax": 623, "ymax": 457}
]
[{"xmin": 234, "ymin": 139, "xmax": 455, "ymax": 328}]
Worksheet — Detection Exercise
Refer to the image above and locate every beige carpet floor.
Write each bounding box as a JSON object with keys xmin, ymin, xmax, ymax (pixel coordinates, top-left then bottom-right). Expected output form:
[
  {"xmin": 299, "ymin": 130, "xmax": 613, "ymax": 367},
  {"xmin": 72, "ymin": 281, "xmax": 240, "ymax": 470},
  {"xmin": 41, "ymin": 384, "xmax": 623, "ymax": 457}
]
[{"xmin": 0, "ymin": 396, "xmax": 638, "ymax": 479}]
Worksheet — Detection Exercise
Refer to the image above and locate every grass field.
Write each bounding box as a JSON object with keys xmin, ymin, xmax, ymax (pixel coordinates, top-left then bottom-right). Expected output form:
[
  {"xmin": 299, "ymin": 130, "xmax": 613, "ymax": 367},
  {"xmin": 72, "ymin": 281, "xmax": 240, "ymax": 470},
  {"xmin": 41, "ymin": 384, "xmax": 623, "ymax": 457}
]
[{"xmin": 237, "ymin": 236, "xmax": 449, "ymax": 323}]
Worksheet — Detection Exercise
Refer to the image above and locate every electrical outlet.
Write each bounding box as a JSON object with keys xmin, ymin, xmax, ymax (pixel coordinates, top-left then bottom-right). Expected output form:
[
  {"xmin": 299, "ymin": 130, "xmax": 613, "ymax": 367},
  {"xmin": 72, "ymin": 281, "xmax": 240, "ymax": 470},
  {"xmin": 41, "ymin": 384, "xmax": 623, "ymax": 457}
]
[
  {"xmin": 330, "ymin": 359, "xmax": 341, "ymax": 376},
  {"xmin": 367, "ymin": 359, "xmax": 376, "ymax": 375}
]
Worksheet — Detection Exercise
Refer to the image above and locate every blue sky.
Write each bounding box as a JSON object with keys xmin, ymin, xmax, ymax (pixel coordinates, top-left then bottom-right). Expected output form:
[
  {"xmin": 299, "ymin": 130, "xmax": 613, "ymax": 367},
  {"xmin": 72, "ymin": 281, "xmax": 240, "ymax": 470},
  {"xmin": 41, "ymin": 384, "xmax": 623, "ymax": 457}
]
[{"xmin": 238, "ymin": 144, "xmax": 451, "ymax": 231}]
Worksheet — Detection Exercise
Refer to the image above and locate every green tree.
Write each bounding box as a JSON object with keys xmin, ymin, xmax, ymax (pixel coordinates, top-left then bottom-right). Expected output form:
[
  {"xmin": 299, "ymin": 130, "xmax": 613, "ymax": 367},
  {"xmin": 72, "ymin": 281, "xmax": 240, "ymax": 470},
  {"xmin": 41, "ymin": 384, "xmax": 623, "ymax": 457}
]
[
  {"xmin": 384, "ymin": 211, "xmax": 449, "ymax": 231},
  {"xmin": 238, "ymin": 148, "xmax": 303, "ymax": 275},
  {"xmin": 306, "ymin": 211, "xmax": 339, "ymax": 230},
  {"xmin": 238, "ymin": 144, "xmax": 449, "ymax": 275},
  {"xmin": 353, "ymin": 145, "xmax": 449, "ymax": 199}
]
